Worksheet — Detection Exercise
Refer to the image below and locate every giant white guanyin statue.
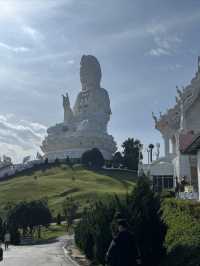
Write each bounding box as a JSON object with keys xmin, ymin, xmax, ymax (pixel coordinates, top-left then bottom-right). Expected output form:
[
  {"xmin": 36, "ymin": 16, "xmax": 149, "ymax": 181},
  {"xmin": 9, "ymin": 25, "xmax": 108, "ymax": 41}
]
[{"xmin": 41, "ymin": 55, "xmax": 117, "ymax": 160}]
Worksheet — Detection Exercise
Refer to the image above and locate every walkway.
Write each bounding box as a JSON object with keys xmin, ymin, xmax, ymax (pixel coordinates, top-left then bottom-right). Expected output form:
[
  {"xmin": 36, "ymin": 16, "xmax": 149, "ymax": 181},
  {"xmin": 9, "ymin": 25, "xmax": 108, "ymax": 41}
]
[{"xmin": 1, "ymin": 236, "xmax": 77, "ymax": 266}]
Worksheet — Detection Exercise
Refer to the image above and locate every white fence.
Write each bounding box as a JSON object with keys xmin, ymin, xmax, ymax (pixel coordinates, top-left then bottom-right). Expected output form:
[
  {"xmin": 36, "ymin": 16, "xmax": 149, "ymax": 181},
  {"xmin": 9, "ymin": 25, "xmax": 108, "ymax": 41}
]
[
  {"xmin": 177, "ymin": 192, "xmax": 199, "ymax": 200},
  {"xmin": 0, "ymin": 159, "xmax": 44, "ymax": 180}
]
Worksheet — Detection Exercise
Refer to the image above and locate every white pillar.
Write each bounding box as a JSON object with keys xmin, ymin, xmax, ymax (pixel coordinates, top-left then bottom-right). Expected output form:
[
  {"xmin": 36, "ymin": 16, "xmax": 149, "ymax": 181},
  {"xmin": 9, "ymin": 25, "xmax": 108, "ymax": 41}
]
[
  {"xmin": 197, "ymin": 150, "xmax": 200, "ymax": 200},
  {"xmin": 171, "ymin": 137, "xmax": 176, "ymax": 155},
  {"xmin": 163, "ymin": 136, "xmax": 170, "ymax": 156},
  {"xmin": 178, "ymin": 154, "xmax": 191, "ymax": 181}
]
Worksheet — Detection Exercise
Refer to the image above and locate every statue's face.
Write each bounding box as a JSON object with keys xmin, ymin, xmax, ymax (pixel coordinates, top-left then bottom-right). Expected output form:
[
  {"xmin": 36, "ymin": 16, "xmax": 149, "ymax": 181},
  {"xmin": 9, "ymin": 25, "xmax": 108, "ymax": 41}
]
[
  {"xmin": 80, "ymin": 55, "xmax": 101, "ymax": 90},
  {"xmin": 80, "ymin": 58, "xmax": 89, "ymax": 89}
]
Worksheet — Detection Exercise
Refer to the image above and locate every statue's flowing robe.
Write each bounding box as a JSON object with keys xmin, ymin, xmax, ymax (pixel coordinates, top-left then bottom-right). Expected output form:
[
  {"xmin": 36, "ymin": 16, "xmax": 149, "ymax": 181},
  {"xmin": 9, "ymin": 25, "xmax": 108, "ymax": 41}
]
[{"xmin": 73, "ymin": 87, "xmax": 111, "ymax": 133}]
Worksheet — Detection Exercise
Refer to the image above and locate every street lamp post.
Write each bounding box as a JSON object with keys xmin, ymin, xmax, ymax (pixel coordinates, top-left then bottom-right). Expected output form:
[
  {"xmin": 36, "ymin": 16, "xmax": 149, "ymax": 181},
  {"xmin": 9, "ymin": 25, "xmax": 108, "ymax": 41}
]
[{"xmin": 148, "ymin": 144, "xmax": 155, "ymax": 163}]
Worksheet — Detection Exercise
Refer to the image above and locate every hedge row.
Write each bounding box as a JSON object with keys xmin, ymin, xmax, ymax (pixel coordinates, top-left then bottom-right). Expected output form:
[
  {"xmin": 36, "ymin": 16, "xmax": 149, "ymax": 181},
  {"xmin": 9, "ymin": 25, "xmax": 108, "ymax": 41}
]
[
  {"xmin": 75, "ymin": 178, "xmax": 200, "ymax": 266},
  {"xmin": 161, "ymin": 199, "xmax": 200, "ymax": 266},
  {"xmin": 75, "ymin": 177, "xmax": 166, "ymax": 266}
]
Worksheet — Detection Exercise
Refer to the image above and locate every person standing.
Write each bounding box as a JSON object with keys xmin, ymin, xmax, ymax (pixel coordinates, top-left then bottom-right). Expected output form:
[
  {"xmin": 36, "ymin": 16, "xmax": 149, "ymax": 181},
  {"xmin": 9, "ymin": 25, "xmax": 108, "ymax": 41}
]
[
  {"xmin": 106, "ymin": 219, "xmax": 140, "ymax": 266},
  {"xmin": 4, "ymin": 232, "xmax": 11, "ymax": 250},
  {"xmin": 0, "ymin": 242, "xmax": 3, "ymax": 261}
]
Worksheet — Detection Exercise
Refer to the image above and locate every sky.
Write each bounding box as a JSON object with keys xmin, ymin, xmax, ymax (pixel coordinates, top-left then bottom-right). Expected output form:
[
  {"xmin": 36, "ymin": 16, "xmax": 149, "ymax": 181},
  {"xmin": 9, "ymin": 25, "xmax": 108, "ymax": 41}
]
[{"xmin": 0, "ymin": 0, "xmax": 200, "ymax": 162}]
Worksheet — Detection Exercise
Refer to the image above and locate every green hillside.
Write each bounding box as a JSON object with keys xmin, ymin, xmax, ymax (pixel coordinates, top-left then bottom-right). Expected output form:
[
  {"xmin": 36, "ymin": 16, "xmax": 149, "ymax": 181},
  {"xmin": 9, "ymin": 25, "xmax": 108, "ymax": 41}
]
[{"xmin": 0, "ymin": 164, "xmax": 137, "ymax": 216}]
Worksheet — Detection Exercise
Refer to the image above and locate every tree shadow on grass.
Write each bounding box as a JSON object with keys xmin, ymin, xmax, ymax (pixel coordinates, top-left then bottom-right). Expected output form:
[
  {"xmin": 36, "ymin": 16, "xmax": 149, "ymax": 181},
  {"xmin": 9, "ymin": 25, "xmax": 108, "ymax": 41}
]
[{"xmin": 89, "ymin": 168, "xmax": 137, "ymax": 189}]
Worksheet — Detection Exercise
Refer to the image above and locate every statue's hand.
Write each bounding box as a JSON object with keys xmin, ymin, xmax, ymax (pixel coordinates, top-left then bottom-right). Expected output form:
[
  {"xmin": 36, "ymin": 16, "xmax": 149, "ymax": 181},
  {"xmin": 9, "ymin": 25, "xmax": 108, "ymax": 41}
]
[{"xmin": 77, "ymin": 120, "xmax": 89, "ymax": 131}]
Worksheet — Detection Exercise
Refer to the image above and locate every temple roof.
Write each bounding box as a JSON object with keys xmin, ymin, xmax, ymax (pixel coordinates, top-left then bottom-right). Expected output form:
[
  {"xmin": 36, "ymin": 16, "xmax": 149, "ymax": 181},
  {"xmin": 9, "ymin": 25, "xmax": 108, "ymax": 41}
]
[
  {"xmin": 181, "ymin": 132, "xmax": 200, "ymax": 155},
  {"xmin": 153, "ymin": 57, "xmax": 200, "ymax": 136}
]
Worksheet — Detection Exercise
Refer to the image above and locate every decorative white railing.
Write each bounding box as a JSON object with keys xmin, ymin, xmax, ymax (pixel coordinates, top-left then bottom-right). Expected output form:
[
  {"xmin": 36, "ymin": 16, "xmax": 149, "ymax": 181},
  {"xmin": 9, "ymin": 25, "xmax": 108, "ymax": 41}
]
[{"xmin": 177, "ymin": 192, "xmax": 199, "ymax": 200}]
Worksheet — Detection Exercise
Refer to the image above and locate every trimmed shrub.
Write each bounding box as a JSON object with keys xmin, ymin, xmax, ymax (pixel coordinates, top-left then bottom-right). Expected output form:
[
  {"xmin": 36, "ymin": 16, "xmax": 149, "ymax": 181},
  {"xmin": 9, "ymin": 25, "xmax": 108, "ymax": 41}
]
[
  {"xmin": 7, "ymin": 200, "xmax": 52, "ymax": 240},
  {"xmin": 81, "ymin": 148, "xmax": 105, "ymax": 169},
  {"xmin": 75, "ymin": 202, "xmax": 116, "ymax": 263},
  {"xmin": 63, "ymin": 197, "xmax": 78, "ymax": 230},
  {"xmin": 112, "ymin": 152, "xmax": 123, "ymax": 168},
  {"xmin": 75, "ymin": 177, "xmax": 166, "ymax": 266},
  {"xmin": 161, "ymin": 199, "xmax": 200, "ymax": 266},
  {"xmin": 115, "ymin": 177, "xmax": 166, "ymax": 266}
]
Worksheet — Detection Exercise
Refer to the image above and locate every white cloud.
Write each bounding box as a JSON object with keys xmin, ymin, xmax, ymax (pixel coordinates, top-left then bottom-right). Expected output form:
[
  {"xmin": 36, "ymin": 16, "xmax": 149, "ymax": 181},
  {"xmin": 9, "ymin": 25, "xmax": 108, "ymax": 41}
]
[
  {"xmin": 0, "ymin": 0, "xmax": 72, "ymax": 21},
  {"xmin": 22, "ymin": 25, "xmax": 44, "ymax": 42},
  {"xmin": 149, "ymin": 48, "xmax": 171, "ymax": 56},
  {"xmin": 67, "ymin": 59, "xmax": 75, "ymax": 65},
  {"xmin": 147, "ymin": 10, "xmax": 200, "ymax": 36},
  {"xmin": 146, "ymin": 23, "xmax": 167, "ymax": 35},
  {"xmin": 0, "ymin": 114, "xmax": 47, "ymax": 163},
  {"xmin": 148, "ymin": 28, "xmax": 182, "ymax": 57},
  {"xmin": 24, "ymin": 51, "xmax": 72, "ymax": 63},
  {"xmin": 155, "ymin": 35, "xmax": 181, "ymax": 49},
  {"xmin": 168, "ymin": 64, "xmax": 183, "ymax": 71},
  {"xmin": 0, "ymin": 42, "xmax": 30, "ymax": 53}
]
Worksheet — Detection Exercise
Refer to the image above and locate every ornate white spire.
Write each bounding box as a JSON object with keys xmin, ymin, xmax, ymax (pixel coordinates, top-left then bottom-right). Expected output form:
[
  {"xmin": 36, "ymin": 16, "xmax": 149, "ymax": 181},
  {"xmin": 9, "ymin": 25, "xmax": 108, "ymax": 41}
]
[{"xmin": 180, "ymin": 97, "xmax": 186, "ymax": 132}]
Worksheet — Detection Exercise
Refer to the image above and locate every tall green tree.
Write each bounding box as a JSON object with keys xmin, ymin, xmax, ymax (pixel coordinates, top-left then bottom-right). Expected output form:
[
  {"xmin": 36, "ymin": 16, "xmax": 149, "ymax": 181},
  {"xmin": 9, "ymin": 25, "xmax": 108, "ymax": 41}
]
[
  {"xmin": 112, "ymin": 151, "xmax": 123, "ymax": 168},
  {"xmin": 117, "ymin": 177, "xmax": 166, "ymax": 266},
  {"xmin": 122, "ymin": 138, "xmax": 142, "ymax": 170},
  {"xmin": 75, "ymin": 201, "xmax": 116, "ymax": 263},
  {"xmin": 7, "ymin": 200, "xmax": 52, "ymax": 239}
]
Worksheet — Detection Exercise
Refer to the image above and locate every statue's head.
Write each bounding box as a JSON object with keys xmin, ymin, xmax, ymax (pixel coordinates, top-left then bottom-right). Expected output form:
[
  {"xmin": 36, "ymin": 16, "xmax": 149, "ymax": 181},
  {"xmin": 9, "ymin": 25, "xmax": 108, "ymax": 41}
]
[{"xmin": 80, "ymin": 55, "xmax": 102, "ymax": 90}]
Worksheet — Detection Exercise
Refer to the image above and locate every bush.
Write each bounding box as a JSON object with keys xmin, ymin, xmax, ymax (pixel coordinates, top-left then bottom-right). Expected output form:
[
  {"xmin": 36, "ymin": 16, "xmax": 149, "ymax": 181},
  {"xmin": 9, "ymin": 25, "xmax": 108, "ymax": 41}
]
[
  {"xmin": 75, "ymin": 177, "xmax": 166, "ymax": 266},
  {"xmin": 7, "ymin": 200, "xmax": 52, "ymax": 239},
  {"xmin": 76, "ymin": 179, "xmax": 200, "ymax": 266},
  {"xmin": 75, "ymin": 201, "xmax": 116, "ymax": 263},
  {"xmin": 105, "ymin": 160, "xmax": 112, "ymax": 168},
  {"xmin": 63, "ymin": 197, "xmax": 78, "ymax": 230},
  {"xmin": 115, "ymin": 177, "xmax": 166, "ymax": 266},
  {"xmin": 10, "ymin": 227, "xmax": 21, "ymax": 245},
  {"xmin": 65, "ymin": 156, "xmax": 74, "ymax": 168},
  {"xmin": 112, "ymin": 152, "xmax": 123, "ymax": 168},
  {"xmin": 161, "ymin": 199, "xmax": 200, "ymax": 266},
  {"xmin": 160, "ymin": 190, "xmax": 175, "ymax": 199},
  {"xmin": 81, "ymin": 148, "xmax": 105, "ymax": 169},
  {"xmin": 54, "ymin": 158, "xmax": 60, "ymax": 165},
  {"xmin": 56, "ymin": 213, "xmax": 62, "ymax": 225}
]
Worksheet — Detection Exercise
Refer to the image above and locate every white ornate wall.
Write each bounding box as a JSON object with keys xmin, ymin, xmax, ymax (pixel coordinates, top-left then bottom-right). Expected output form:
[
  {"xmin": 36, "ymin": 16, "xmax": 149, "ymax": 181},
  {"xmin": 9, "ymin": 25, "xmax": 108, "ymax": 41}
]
[{"xmin": 186, "ymin": 99, "xmax": 200, "ymax": 132}]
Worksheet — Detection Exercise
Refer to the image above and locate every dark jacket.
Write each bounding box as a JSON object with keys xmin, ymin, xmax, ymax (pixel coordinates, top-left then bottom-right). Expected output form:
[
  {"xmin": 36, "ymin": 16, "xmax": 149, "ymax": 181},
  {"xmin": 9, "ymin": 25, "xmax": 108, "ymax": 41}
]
[
  {"xmin": 0, "ymin": 247, "xmax": 3, "ymax": 261},
  {"xmin": 106, "ymin": 230, "xmax": 138, "ymax": 266}
]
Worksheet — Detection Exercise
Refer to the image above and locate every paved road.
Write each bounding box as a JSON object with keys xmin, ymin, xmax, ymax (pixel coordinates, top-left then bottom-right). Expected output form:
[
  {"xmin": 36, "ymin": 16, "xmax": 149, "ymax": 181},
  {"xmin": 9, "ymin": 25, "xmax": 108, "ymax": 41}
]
[{"xmin": 1, "ymin": 236, "xmax": 77, "ymax": 266}]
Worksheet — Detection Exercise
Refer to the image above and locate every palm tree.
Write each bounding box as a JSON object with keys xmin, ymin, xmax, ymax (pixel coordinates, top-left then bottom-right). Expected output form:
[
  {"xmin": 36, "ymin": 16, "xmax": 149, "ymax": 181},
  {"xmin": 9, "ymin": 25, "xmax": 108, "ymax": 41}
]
[{"xmin": 122, "ymin": 138, "xmax": 142, "ymax": 170}]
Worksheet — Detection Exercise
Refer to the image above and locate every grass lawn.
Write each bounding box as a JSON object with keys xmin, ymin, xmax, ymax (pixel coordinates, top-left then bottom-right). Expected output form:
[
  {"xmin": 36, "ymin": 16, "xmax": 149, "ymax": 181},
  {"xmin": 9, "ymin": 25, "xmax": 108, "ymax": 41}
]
[
  {"xmin": 0, "ymin": 164, "xmax": 137, "ymax": 216},
  {"xmin": 39, "ymin": 224, "xmax": 68, "ymax": 241}
]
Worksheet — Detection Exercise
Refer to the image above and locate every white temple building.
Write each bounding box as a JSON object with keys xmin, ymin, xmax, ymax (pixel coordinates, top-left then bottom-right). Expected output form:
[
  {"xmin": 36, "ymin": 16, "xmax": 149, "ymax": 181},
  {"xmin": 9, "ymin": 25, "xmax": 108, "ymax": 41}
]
[
  {"xmin": 145, "ymin": 57, "xmax": 200, "ymax": 196},
  {"xmin": 41, "ymin": 55, "xmax": 117, "ymax": 161}
]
